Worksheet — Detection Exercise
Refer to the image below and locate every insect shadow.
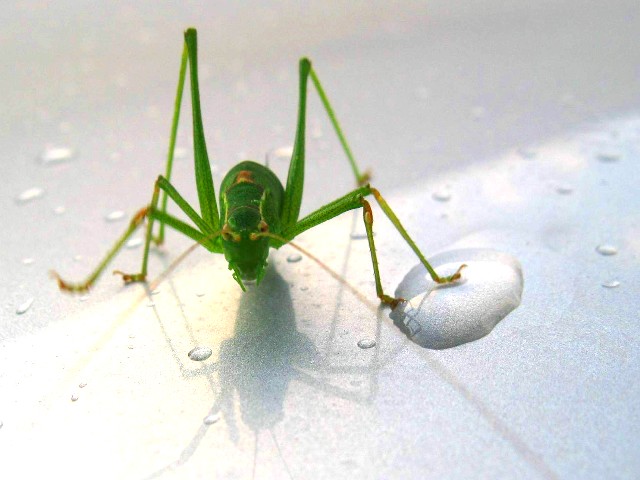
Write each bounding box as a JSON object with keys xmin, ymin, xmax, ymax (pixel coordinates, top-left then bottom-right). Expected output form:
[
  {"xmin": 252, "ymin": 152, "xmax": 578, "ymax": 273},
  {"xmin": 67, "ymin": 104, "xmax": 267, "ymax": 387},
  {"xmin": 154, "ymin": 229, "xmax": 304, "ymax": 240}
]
[{"xmin": 142, "ymin": 210, "xmax": 397, "ymax": 479}]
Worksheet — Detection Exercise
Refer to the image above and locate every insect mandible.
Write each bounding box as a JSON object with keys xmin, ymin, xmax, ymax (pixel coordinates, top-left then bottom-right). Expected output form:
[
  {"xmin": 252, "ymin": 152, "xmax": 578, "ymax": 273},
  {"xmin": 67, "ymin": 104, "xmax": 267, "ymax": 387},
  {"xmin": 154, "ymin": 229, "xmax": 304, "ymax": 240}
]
[{"xmin": 52, "ymin": 28, "xmax": 465, "ymax": 307}]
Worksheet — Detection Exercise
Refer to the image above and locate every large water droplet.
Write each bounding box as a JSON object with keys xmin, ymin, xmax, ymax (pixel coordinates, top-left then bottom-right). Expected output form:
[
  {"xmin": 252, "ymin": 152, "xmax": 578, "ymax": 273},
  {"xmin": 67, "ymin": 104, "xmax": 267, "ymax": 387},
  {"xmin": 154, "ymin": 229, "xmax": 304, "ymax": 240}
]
[
  {"xmin": 596, "ymin": 244, "xmax": 618, "ymax": 256},
  {"xmin": 389, "ymin": 249, "xmax": 523, "ymax": 349},
  {"xmin": 601, "ymin": 279, "xmax": 620, "ymax": 288},
  {"xmin": 188, "ymin": 346, "xmax": 213, "ymax": 362},
  {"xmin": 16, "ymin": 298, "xmax": 34, "ymax": 315},
  {"xmin": 16, "ymin": 187, "xmax": 44, "ymax": 203},
  {"xmin": 357, "ymin": 338, "xmax": 376, "ymax": 349},
  {"xmin": 39, "ymin": 146, "xmax": 75, "ymax": 165}
]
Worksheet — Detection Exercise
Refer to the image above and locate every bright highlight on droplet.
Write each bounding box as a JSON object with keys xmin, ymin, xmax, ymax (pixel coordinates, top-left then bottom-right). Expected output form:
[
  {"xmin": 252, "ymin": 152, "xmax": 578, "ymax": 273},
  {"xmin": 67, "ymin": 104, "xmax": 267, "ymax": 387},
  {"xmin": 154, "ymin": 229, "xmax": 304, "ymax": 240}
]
[
  {"xmin": 16, "ymin": 298, "xmax": 34, "ymax": 315},
  {"xmin": 596, "ymin": 244, "xmax": 618, "ymax": 256},
  {"xmin": 16, "ymin": 187, "xmax": 44, "ymax": 203},
  {"xmin": 40, "ymin": 146, "xmax": 75, "ymax": 165}
]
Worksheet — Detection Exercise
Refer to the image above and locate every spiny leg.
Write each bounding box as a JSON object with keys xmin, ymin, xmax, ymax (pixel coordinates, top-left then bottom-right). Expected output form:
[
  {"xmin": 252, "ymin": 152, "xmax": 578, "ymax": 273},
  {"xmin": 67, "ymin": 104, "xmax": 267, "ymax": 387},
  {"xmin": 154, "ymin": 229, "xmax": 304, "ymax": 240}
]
[
  {"xmin": 155, "ymin": 37, "xmax": 188, "ymax": 245},
  {"xmin": 53, "ymin": 176, "xmax": 218, "ymax": 293},
  {"xmin": 281, "ymin": 58, "xmax": 372, "ymax": 232},
  {"xmin": 157, "ymin": 28, "xmax": 221, "ymax": 243},
  {"xmin": 114, "ymin": 174, "xmax": 220, "ymax": 284},
  {"xmin": 309, "ymin": 66, "xmax": 370, "ymax": 185},
  {"xmin": 279, "ymin": 185, "xmax": 465, "ymax": 307}
]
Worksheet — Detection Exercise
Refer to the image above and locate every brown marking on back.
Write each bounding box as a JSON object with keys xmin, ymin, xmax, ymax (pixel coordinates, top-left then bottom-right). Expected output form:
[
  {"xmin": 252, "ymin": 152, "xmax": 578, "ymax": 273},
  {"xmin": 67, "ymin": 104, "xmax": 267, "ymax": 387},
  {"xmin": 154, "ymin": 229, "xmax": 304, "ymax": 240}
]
[{"xmin": 234, "ymin": 170, "xmax": 254, "ymax": 184}]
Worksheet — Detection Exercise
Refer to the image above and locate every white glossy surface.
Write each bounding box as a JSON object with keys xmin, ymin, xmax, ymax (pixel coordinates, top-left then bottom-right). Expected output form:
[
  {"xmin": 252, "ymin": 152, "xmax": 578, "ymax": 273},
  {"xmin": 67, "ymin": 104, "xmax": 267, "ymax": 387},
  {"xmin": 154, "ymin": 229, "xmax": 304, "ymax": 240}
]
[{"xmin": 1, "ymin": 2, "xmax": 639, "ymax": 479}]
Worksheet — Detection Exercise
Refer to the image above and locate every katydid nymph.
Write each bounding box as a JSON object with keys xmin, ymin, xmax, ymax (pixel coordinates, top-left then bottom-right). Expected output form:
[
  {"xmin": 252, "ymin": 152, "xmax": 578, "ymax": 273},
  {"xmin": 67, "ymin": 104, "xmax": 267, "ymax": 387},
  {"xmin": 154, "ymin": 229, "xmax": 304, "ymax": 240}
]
[{"xmin": 52, "ymin": 28, "xmax": 465, "ymax": 308}]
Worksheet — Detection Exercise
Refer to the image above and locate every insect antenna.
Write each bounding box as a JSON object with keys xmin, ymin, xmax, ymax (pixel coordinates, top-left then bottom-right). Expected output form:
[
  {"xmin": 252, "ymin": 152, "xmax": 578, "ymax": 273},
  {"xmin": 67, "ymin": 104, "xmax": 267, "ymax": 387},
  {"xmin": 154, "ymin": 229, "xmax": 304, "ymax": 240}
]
[{"xmin": 258, "ymin": 232, "xmax": 378, "ymax": 310}]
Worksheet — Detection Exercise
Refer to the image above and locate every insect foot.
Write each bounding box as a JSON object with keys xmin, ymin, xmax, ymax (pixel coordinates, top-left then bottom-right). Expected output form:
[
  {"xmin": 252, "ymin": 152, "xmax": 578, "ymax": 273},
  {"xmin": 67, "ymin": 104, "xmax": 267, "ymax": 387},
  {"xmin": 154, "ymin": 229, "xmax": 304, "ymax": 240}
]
[
  {"xmin": 49, "ymin": 270, "xmax": 91, "ymax": 293},
  {"xmin": 435, "ymin": 264, "xmax": 467, "ymax": 284},
  {"xmin": 113, "ymin": 271, "xmax": 147, "ymax": 284},
  {"xmin": 379, "ymin": 294, "xmax": 406, "ymax": 310}
]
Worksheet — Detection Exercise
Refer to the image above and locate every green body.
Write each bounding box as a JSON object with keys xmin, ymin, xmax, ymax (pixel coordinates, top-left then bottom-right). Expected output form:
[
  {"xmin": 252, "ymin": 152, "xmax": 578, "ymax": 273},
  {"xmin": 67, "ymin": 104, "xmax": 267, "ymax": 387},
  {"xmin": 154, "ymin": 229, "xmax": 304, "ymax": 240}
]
[
  {"xmin": 218, "ymin": 161, "xmax": 284, "ymax": 287},
  {"xmin": 52, "ymin": 28, "xmax": 464, "ymax": 305}
]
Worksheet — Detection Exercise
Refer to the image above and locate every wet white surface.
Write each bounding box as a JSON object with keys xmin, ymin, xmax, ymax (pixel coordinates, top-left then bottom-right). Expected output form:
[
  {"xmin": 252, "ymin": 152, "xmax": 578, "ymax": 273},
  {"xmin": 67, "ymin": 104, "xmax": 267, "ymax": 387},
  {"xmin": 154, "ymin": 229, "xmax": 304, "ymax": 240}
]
[{"xmin": 1, "ymin": 2, "xmax": 639, "ymax": 479}]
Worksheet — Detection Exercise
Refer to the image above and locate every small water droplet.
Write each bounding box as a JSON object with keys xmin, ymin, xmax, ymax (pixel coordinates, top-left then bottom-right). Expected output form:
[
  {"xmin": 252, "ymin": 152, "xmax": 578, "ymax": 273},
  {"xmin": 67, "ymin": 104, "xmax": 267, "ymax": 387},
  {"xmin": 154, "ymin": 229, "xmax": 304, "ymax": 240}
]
[
  {"xmin": 350, "ymin": 232, "xmax": 369, "ymax": 240},
  {"xmin": 390, "ymin": 249, "xmax": 523, "ymax": 349},
  {"xmin": 415, "ymin": 86, "xmax": 429, "ymax": 100},
  {"xmin": 16, "ymin": 187, "xmax": 44, "ymax": 203},
  {"xmin": 128, "ymin": 345, "xmax": 134, "ymax": 350},
  {"xmin": 602, "ymin": 279, "xmax": 620, "ymax": 288},
  {"xmin": 203, "ymin": 413, "xmax": 221, "ymax": 425},
  {"xmin": 39, "ymin": 146, "xmax": 74, "ymax": 165},
  {"xmin": 53, "ymin": 205, "xmax": 66, "ymax": 215},
  {"xmin": 596, "ymin": 244, "xmax": 618, "ymax": 256},
  {"xmin": 147, "ymin": 302, "xmax": 155, "ymax": 307},
  {"xmin": 71, "ymin": 393, "xmax": 79, "ymax": 402},
  {"xmin": 110, "ymin": 152, "xmax": 122, "ymax": 161},
  {"xmin": 597, "ymin": 151, "xmax": 621, "ymax": 163},
  {"xmin": 555, "ymin": 184, "xmax": 574, "ymax": 195},
  {"xmin": 357, "ymin": 338, "xmax": 376, "ymax": 349},
  {"xmin": 126, "ymin": 237, "xmax": 142, "ymax": 249},
  {"xmin": 22, "ymin": 258, "xmax": 34, "ymax": 265},
  {"xmin": 73, "ymin": 255, "xmax": 83, "ymax": 262},
  {"xmin": 432, "ymin": 188, "xmax": 451, "ymax": 202},
  {"xmin": 150, "ymin": 289, "xmax": 160, "ymax": 296},
  {"xmin": 16, "ymin": 298, "xmax": 34, "ymax": 315},
  {"xmin": 79, "ymin": 382, "xmax": 87, "ymax": 388},
  {"xmin": 300, "ymin": 285, "xmax": 309, "ymax": 291},
  {"xmin": 79, "ymin": 295, "xmax": 89, "ymax": 302},
  {"xmin": 105, "ymin": 210, "xmax": 125, "ymax": 222},
  {"xmin": 268, "ymin": 145, "xmax": 294, "ymax": 162},
  {"xmin": 196, "ymin": 291, "xmax": 205, "ymax": 297},
  {"xmin": 311, "ymin": 125, "xmax": 323, "ymax": 139},
  {"xmin": 188, "ymin": 346, "xmax": 213, "ymax": 361},
  {"xmin": 287, "ymin": 253, "xmax": 302, "ymax": 263},
  {"xmin": 0, "ymin": 420, "xmax": 3, "ymax": 429},
  {"xmin": 517, "ymin": 148, "xmax": 537, "ymax": 160},
  {"xmin": 174, "ymin": 147, "xmax": 188, "ymax": 159},
  {"xmin": 471, "ymin": 106, "xmax": 485, "ymax": 120}
]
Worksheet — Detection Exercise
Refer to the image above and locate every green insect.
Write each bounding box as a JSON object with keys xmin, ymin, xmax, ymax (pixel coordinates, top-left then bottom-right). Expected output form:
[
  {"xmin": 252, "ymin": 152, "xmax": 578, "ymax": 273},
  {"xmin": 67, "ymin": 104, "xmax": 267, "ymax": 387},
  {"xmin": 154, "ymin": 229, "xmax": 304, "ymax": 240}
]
[{"xmin": 52, "ymin": 28, "xmax": 465, "ymax": 307}]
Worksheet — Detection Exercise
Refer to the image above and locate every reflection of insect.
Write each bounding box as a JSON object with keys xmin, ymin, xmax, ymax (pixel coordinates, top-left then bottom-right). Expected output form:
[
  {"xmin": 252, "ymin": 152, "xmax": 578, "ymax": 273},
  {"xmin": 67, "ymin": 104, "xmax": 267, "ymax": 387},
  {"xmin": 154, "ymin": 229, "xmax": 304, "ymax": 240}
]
[{"xmin": 52, "ymin": 28, "xmax": 464, "ymax": 306}]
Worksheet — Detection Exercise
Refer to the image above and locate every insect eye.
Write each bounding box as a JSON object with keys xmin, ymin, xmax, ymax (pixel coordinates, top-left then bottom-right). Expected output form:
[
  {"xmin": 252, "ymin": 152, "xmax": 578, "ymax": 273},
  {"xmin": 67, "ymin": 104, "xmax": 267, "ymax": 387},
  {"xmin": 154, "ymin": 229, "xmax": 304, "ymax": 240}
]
[{"xmin": 222, "ymin": 224, "xmax": 240, "ymax": 242}]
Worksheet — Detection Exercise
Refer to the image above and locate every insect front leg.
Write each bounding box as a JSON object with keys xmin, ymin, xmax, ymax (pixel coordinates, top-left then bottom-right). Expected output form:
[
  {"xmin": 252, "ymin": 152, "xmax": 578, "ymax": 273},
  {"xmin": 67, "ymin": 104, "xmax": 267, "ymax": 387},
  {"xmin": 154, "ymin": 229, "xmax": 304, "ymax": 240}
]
[{"xmin": 113, "ymin": 175, "xmax": 220, "ymax": 284}]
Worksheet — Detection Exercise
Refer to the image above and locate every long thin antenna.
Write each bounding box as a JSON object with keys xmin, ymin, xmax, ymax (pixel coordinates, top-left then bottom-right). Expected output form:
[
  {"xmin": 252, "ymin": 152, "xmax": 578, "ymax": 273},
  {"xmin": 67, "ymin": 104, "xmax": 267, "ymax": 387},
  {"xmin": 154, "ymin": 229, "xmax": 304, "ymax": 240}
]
[{"xmin": 261, "ymin": 232, "xmax": 377, "ymax": 310}]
